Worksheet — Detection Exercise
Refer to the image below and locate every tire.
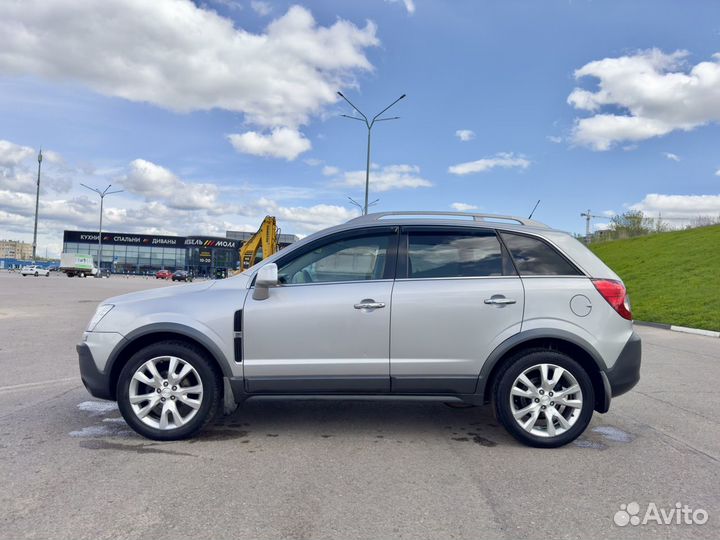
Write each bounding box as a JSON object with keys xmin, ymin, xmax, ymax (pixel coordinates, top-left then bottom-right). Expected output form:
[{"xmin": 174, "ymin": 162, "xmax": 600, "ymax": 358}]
[
  {"xmin": 79, "ymin": 272, "xmax": 85, "ymax": 278},
  {"xmin": 34, "ymin": 272, "xmax": 38, "ymax": 277},
  {"xmin": 117, "ymin": 340, "xmax": 221, "ymax": 441},
  {"xmin": 493, "ymin": 349, "xmax": 594, "ymax": 448}
]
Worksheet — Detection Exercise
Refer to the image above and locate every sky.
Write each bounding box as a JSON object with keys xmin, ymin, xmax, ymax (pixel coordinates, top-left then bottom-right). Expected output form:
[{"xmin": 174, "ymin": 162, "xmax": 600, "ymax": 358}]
[{"xmin": 1, "ymin": 0, "xmax": 719, "ymax": 257}]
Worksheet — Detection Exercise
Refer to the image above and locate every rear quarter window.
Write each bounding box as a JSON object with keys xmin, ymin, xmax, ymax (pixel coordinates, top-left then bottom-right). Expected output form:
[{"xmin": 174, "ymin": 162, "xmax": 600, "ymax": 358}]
[{"xmin": 500, "ymin": 232, "xmax": 581, "ymax": 276}]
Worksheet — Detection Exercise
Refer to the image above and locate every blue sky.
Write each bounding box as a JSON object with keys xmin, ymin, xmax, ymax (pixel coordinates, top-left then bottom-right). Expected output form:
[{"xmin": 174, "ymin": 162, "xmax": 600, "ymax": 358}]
[{"xmin": 1, "ymin": 0, "xmax": 719, "ymax": 256}]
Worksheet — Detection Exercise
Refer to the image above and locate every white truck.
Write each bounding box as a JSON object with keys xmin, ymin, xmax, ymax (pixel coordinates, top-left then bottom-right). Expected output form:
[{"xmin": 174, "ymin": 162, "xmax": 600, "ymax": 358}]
[{"xmin": 60, "ymin": 253, "xmax": 98, "ymax": 278}]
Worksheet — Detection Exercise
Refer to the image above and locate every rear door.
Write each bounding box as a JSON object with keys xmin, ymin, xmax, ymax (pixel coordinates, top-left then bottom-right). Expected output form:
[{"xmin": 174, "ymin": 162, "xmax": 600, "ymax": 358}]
[{"xmin": 390, "ymin": 227, "xmax": 524, "ymax": 393}]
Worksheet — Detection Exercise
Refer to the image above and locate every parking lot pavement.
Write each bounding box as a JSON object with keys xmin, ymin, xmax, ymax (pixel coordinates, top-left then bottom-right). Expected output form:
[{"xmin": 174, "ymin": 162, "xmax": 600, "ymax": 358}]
[{"xmin": 0, "ymin": 273, "xmax": 718, "ymax": 539}]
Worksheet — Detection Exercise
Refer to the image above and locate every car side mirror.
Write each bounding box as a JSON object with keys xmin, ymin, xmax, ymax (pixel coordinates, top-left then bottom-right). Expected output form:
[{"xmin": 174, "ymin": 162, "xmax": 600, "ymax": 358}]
[{"xmin": 253, "ymin": 263, "xmax": 278, "ymax": 300}]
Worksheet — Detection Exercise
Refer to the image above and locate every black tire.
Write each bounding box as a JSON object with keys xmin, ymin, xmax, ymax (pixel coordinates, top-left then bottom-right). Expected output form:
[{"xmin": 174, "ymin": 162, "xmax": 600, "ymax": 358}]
[
  {"xmin": 117, "ymin": 340, "xmax": 221, "ymax": 441},
  {"xmin": 34, "ymin": 272, "xmax": 38, "ymax": 277},
  {"xmin": 493, "ymin": 349, "xmax": 594, "ymax": 448}
]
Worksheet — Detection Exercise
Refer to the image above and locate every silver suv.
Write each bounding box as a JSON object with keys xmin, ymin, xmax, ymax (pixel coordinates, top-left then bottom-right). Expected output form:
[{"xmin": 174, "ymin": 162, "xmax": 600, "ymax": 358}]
[{"xmin": 78, "ymin": 212, "xmax": 641, "ymax": 447}]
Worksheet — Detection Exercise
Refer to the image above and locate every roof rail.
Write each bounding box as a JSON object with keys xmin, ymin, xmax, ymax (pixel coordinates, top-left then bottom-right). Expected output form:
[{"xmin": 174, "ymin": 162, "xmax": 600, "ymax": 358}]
[{"xmin": 348, "ymin": 211, "xmax": 549, "ymax": 228}]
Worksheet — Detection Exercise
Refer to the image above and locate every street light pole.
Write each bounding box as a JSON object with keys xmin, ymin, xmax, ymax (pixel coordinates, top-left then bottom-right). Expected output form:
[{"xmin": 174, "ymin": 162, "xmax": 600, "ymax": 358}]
[
  {"xmin": 32, "ymin": 149, "xmax": 42, "ymax": 261},
  {"xmin": 337, "ymin": 92, "xmax": 406, "ymax": 215},
  {"xmin": 80, "ymin": 184, "xmax": 123, "ymax": 276}
]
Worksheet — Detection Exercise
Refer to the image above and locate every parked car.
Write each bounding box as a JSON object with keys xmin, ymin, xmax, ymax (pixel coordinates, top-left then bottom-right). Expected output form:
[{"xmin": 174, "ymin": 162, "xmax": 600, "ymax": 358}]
[
  {"xmin": 155, "ymin": 269, "xmax": 172, "ymax": 280},
  {"xmin": 78, "ymin": 211, "xmax": 641, "ymax": 447},
  {"xmin": 171, "ymin": 270, "xmax": 191, "ymax": 282},
  {"xmin": 20, "ymin": 265, "xmax": 50, "ymax": 277}
]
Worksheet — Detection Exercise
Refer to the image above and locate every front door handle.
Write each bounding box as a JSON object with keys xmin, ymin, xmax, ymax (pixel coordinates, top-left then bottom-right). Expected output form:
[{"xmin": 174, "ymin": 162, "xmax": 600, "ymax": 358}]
[
  {"xmin": 354, "ymin": 299, "xmax": 386, "ymax": 310},
  {"xmin": 484, "ymin": 296, "xmax": 517, "ymax": 305}
]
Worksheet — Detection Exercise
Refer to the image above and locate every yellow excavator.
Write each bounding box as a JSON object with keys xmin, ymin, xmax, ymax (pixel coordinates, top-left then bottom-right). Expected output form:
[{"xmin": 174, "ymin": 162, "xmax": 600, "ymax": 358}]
[{"xmin": 237, "ymin": 215, "xmax": 279, "ymax": 271}]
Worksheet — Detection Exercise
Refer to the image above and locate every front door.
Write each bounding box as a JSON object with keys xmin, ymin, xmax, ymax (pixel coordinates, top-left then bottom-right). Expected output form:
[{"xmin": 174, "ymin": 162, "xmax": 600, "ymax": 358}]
[
  {"xmin": 390, "ymin": 227, "xmax": 524, "ymax": 393},
  {"xmin": 242, "ymin": 228, "xmax": 399, "ymax": 393}
]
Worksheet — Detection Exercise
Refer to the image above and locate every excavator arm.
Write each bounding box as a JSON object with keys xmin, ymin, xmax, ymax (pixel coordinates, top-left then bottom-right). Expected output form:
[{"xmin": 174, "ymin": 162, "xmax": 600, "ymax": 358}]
[{"xmin": 238, "ymin": 216, "xmax": 279, "ymax": 270}]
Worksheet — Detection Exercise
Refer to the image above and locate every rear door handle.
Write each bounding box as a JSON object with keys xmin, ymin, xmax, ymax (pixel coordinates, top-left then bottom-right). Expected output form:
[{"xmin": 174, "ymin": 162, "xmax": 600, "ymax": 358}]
[
  {"xmin": 354, "ymin": 299, "xmax": 386, "ymax": 310},
  {"xmin": 484, "ymin": 297, "xmax": 517, "ymax": 305}
]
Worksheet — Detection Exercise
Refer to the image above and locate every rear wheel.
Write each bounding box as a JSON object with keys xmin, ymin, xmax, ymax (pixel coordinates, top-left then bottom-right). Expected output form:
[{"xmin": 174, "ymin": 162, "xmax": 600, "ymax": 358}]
[
  {"xmin": 117, "ymin": 341, "xmax": 221, "ymax": 440},
  {"xmin": 494, "ymin": 350, "xmax": 594, "ymax": 448}
]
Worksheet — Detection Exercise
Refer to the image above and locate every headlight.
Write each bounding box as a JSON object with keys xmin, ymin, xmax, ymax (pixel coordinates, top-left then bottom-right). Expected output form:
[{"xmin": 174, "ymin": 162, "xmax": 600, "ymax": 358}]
[{"xmin": 87, "ymin": 304, "xmax": 114, "ymax": 331}]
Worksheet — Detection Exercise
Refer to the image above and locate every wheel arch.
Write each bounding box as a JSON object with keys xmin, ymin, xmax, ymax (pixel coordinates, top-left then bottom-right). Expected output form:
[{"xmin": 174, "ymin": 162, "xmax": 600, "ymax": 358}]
[
  {"xmin": 476, "ymin": 329, "xmax": 610, "ymax": 413},
  {"xmin": 106, "ymin": 324, "xmax": 231, "ymax": 400}
]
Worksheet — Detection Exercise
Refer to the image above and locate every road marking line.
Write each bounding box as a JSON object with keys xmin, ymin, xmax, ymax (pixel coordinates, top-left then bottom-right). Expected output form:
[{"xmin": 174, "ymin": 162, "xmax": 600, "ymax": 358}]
[{"xmin": 0, "ymin": 377, "xmax": 78, "ymax": 393}]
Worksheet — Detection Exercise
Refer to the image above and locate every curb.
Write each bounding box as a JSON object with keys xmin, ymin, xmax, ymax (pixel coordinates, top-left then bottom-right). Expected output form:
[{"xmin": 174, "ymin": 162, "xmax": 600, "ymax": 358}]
[{"xmin": 635, "ymin": 321, "xmax": 720, "ymax": 338}]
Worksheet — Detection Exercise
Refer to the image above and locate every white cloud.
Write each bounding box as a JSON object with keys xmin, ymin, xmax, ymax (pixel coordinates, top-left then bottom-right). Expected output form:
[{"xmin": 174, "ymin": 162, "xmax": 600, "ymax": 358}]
[
  {"xmin": 385, "ymin": 0, "xmax": 416, "ymax": 15},
  {"xmin": 227, "ymin": 128, "xmax": 312, "ymax": 160},
  {"xmin": 547, "ymin": 135, "xmax": 563, "ymax": 144},
  {"xmin": 259, "ymin": 198, "xmax": 359, "ymax": 232},
  {"xmin": 0, "ymin": 140, "xmax": 72, "ymax": 194},
  {"xmin": 663, "ymin": 152, "xmax": 680, "ymax": 162},
  {"xmin": 448, "ymin": 152, "xmax": 531, "ymax": 175},
  {"xmin": 322, "ymin": 165, "xmax": 340, "ymax": 176},
  {"xmin": 250, "ymin": 1, "xmax": 272, "ymax": 16},
  {"xmin": 568, "ymin": 49, "xmax": 720, "ymax": 150},
  {"xmin": 333, "ymin": 164, "xmax": 432, "ymax": 192},
  {"xmin": 715, "ymin": 168, "xmax": 720, "ymax": 176},
  {"xmin": 630, "ymin": 193, "xmax": 720, "ymax": 220},
  {"xmin": 450, "ymin": 202, "xmax": 478, "ymax": 212},
  {"xmin": 303, "ymin": 158, "xmax": 323, "ymax": 167},
  {"xmin": 602, "ymin": 210, "xmax": 617, "ymax": 217},
  {"xmin": 120, "ymin": 159, "xmax": 218, "ymax": 210},
  {"xmin": 0, "ymin": 140, "xmax": 35, "ymax": 167},
  {"xmin": 455, "ymin": 129, "xmax": 475, "ymax": 142},
  {"xmin": 0, "ymin": 2, "xmax": 378, "ymax": 158}
]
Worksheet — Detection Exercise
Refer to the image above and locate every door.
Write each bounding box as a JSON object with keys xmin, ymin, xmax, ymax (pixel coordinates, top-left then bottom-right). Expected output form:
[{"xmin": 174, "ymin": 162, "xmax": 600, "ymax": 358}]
[
  {"xmin": 242, "ymin": 228, "xmax": 398, "ymax": 393},
  {"xmin": 390, "ymin": 227, "xmax": 524, "ymax": 393}
]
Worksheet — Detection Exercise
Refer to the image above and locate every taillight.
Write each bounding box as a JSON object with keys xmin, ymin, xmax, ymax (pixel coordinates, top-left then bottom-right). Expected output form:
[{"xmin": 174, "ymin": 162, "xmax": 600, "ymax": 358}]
[{"xmin": 592, "ymin": 279, "xmax": 633, "ymax": 320}]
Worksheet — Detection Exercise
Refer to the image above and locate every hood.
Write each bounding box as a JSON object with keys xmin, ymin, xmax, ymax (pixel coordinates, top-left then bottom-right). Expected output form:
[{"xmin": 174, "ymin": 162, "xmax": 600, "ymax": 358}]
[{"xmin": 103, "ymin": 280, "xmax": 217, "ymax": 306}]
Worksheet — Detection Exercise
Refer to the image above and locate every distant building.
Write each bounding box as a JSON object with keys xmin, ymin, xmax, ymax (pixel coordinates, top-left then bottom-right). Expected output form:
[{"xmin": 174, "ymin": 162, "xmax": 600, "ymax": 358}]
[
  {"xmin": 0, "ymin": 239, "xmax": 33, "ymax": 260},
  {"xmin": 226, "ymin": 230, "xmax": 299, "ymax": 249}
]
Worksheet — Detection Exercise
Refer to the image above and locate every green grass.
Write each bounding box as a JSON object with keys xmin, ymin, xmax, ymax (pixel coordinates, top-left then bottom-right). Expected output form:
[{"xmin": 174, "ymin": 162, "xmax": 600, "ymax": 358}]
[{"xmin": 589, "ymin": 225, "xmax": 720, "ymax": 331}]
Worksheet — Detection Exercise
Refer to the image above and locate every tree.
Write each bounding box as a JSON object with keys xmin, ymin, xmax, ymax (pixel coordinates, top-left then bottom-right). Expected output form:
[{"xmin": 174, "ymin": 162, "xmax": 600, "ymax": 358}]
[{"xmin": 609, "ymin": 210, "xmax": 654, "ymax": 238}]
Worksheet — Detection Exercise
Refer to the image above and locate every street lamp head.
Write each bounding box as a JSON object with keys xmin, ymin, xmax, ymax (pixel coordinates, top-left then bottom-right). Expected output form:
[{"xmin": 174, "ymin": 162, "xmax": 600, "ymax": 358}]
[
  {"xmin": 337, "ymin": 91, "xmax": 345, "ymax": 98},
  {"xmin": 399, "ymin": 94, "xmax": 406, "ymax": 99}
]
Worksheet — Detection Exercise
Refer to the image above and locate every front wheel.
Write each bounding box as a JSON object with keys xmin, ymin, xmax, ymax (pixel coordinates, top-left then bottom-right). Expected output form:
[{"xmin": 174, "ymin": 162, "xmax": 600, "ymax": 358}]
[
  {"xmin": 117, "ymin": 341, "xmax": 221, "ymax": 441},
  {"xmin": 494, "ymin": 350, "xmax": 594, "ymax": 448}
]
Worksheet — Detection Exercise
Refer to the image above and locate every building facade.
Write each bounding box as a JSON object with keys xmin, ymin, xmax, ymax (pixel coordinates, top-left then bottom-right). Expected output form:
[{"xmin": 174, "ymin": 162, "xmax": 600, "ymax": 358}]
[
  {"xmin": 63, "ymin": 231, "xmax": 240, "ymax": 276},
  {"xmin": 0, "ymin": 239, "xmax": 33, "ymax": 260}
]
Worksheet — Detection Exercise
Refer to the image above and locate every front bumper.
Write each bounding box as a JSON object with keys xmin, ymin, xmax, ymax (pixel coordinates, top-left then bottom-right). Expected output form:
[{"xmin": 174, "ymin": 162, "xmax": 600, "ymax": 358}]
[{"xmin": 78, "ymin": 343, "xmax": 113, "ymax": 400}]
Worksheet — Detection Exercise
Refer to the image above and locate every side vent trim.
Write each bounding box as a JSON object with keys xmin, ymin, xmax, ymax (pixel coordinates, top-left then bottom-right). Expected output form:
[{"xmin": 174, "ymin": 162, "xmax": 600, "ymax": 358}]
[{"xmin": 233, "ymin": 310, "xmax": 243, "ymax": 363}]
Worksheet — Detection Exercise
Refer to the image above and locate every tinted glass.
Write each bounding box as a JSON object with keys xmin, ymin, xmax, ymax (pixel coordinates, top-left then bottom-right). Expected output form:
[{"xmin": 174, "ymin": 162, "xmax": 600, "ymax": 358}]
[
  {"xmin": 407, "ymin": 232, "xmax": 504, "ymax": 278},
  {"xmin": 500, "ymin": 232, "xmax": 580, "ymax": 275},
  {"xmin": 278, "ymin": 234, "xmax": 392, "ymax": 284}
]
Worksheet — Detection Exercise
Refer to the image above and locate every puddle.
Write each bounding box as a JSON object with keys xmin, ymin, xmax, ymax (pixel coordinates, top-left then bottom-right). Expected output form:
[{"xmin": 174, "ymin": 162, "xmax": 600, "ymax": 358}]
[
  {"xmin": 77, "ymin": 401, "xmax": 118, "ymax": 416},
  {"xmin": 592, "ymin": 426, "xmax": 634, "ymax": 443},
  {"xmin": 451, "ymin": 432, "xmax": 497, "ymax": 447},
  {"xmin": 79, "ymin": 439, "xmax": 196, "ymax": 456},
  {"xmin": 573, "ymin": 438, "xmax": 607, "ymax": 450},
  {"xmin": 70, "ymin": 425, "xmax": 133, "ymax": 438}
]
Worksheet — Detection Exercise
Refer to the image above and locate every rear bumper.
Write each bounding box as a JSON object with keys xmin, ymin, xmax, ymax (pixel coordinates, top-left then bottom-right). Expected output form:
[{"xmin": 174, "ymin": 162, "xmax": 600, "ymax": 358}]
[
  {"xmin": 77, "ymin": 343, "xmax": 113, "ymax": 400},
  {"xmin": 606, "ymin": 331, "xmax": 642, "ymax": 397}
]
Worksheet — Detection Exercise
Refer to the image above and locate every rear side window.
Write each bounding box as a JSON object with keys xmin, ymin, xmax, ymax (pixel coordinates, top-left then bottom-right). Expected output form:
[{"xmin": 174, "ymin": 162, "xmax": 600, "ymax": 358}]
[
  {"xmin": 500, "ymin": 232, "xmax": 581, "ymax": 276},
  {"xmin": 407, "ymin": 231, "xmax": 507, "ymax": 278}
]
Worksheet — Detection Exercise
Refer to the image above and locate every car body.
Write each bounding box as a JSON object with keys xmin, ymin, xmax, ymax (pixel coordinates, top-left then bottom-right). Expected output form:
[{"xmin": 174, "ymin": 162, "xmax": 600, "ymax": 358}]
[
  {"xmin": 171, "ymin": 270, "xmax": 191, "ymax": 282},
  {"xmin": 78, "ymin": 211, "xmax": 641, "ymax": 447},
  {"xmin": 20, "ymin": 265, "xmax": 50, "ymax": 277},
  {"xmin": 155, "ymin": 269, "xmax": 172, "ymax": 280}
]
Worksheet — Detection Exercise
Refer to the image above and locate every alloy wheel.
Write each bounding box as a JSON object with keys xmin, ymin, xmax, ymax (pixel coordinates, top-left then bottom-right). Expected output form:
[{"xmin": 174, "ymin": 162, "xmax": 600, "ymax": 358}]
[
  {"xmin": 128, "ymin": 356, "xmax": 204, "ymax": 430},
  {"xmin": 509, "ymin": 363, "xmax": 583, "ymax": 438}
]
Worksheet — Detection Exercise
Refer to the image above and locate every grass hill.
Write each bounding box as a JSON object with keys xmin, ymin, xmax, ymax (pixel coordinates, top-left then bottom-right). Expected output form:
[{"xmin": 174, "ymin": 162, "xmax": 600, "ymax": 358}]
[{"xmin": 589, "ymin": 225, "xmax": 720, "ymax": 331}]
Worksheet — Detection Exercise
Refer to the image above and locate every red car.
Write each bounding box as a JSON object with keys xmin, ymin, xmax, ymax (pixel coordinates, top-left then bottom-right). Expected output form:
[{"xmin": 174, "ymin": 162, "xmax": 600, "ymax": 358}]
[{"xmin": 155, "ymin": 269, "xmax": 172, "ymax": 279}]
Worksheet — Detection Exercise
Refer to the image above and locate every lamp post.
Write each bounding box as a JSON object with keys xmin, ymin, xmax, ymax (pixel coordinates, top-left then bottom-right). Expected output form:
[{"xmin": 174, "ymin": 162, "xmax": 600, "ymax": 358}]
[
  {"xmin": 337, "ymin": 92, "xmax": 406, "ymax": 215},
  {"xmin": 32, "ymin": 149, "xmax": 42, "ymax": 261},
  {"xmin": 80, "ymin": 183, "xmax": 123, "ymax": 276}
]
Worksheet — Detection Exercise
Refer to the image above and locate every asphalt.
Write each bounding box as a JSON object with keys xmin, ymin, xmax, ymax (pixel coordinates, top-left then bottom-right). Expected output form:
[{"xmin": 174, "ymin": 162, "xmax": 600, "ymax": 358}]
[{"xmin": 0, "ymin": 272, "xmax": 718, "ymax": 539}]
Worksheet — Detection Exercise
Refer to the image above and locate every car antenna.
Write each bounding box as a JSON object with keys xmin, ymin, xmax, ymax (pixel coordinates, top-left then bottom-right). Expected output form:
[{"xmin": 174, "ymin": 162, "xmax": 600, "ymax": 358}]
[{"xmin": 528, "ymin": 199, "xmax": 540, "ymax": 219}]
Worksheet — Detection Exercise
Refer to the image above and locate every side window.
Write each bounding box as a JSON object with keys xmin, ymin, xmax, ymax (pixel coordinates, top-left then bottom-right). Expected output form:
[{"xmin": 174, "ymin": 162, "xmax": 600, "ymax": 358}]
[
  {"xmin": 407, "ymin": 231, "xmax": 506, "ymax": 278},
  {"xmin": 500, "ymin": 232, "xmax": 581, "ymax": 276},
  {"xmin": 278, "ymin": 233, "xmax": 393, "ymax": 284}
]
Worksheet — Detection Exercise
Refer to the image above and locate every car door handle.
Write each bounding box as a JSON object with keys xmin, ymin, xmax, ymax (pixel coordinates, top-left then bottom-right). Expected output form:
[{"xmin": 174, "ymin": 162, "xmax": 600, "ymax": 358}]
[
  {"xmin": 484, "ymin": 297, "xmax": 517, "ymax": 305},
  {"xmin": 354, "ymin": 299, "xmax": 386, "ymax": 310}
]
